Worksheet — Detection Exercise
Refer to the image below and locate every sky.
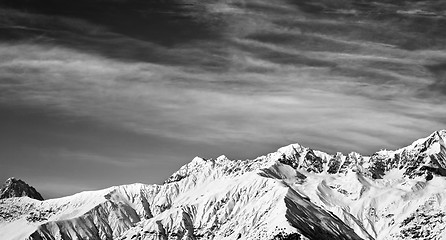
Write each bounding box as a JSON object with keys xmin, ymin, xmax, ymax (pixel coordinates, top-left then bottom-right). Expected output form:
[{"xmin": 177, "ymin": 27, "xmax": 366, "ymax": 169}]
[{"xmin": 0, "ymin": 0, "xmax": 445, "ymax": 199}]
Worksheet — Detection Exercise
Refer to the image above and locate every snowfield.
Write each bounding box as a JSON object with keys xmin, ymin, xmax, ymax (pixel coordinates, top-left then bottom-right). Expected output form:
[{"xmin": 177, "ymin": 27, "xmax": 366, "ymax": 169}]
[{"xmin": 1, "ymin": 130, "xmax": 446, "ymax": 240}]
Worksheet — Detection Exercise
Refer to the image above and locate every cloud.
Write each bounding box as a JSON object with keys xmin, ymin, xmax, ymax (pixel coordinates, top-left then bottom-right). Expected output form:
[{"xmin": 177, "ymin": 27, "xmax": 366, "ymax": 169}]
[
  {"xmin": 0, "ymin": 1, "xmax": 446, "ymax": 198},
  {"xmin": 0, "ymin": 34, "xmax": 445, "ymax": 155},
  {"xmin": 58, "ymin": 150, "xmax": 150, "ymax": 167}
]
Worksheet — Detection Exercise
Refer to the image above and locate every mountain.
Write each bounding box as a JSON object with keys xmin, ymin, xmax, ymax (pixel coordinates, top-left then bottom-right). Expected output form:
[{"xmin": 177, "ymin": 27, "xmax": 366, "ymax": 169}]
[
  {"xmin": 1, "ymin": 130, "xmax": 446, "ymax": 240},
  {"xmin": 0, "ymin": 178, "xmax": 44, "ymax": 201}
]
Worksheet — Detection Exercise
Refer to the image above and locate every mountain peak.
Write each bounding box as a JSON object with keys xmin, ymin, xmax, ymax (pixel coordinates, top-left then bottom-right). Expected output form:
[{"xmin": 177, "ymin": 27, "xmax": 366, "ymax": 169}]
[
  {"xmin": 0, "ymin": 177, "xmax": 44, "ymax": 201},
  {"xmin": 3, "ymin": 132, "xmax": 446, "ymax": 240},
  {"xmin": 163, "ymin": 130, "xmax": 446, "ymax": 185},
  {"xmin": 271, "ymin": 130, "xmax": 446, "ymax": 179}
]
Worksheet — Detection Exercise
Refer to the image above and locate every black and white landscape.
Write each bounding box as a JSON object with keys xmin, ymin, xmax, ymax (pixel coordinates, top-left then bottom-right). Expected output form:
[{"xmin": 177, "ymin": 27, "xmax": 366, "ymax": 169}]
[
  {"xmin": 0, "ymin": 0, "xmax": 446, "ymax": 239},
  {"xmin": 1, "ymin": 130, "xmax": 446, "ymax": 239}
]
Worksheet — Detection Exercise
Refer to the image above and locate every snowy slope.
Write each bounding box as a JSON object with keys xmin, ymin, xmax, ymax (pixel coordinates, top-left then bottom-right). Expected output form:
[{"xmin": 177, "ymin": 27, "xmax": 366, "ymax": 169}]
[
  {"xmin": 1, "ymin": 130, "xmax": 446, "ymax": 240},
  {"xmin": 0, "ymin": 184, "xmax": 152, "ymax": 240},
  {"xmin": 120, "ymin": 159, "xmax": 362, "ymax": 240}
]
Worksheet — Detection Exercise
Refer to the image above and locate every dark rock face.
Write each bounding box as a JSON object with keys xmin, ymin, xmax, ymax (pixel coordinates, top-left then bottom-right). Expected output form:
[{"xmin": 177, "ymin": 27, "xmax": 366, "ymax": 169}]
[
  {"xmin": 395, "ymin": 131, "xmax": 446, "ymax": 180},
  {"xmin": 278, "ymin": 151, "xmax": 300, "ymax": 169},
  {"xmin": 0, "ymin": 177, "xmax": 44, "ymax": 201},
  {"xmin": 277, "ymin": 131, "xmax": 446, "ymax": 181},
  {"xmin": 304, "ymin": 150, "xmax": 324, "ymax": 173}
]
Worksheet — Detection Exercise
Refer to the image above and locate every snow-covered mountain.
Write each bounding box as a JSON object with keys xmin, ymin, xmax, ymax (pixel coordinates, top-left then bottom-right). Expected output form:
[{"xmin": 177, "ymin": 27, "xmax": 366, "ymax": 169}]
[
  {"xmin": 1, "ymin": 130, "xmax": 446, "ymax": 240},
  {"xmin": 0, "ymin": 178, "xmax": 44, "ymax": 201}
]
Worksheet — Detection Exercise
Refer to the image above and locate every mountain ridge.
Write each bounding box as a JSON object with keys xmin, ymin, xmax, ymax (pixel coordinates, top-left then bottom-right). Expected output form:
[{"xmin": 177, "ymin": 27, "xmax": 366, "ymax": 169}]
[{"xmin": 1, "ymin": 130, "xmax": 446, "ymax": 240}]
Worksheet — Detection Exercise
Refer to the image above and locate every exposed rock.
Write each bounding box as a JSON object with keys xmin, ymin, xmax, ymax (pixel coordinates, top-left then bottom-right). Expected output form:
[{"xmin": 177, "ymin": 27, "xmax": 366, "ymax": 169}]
[
  {"xmin": 2, "ymin": 130, "xmax": 446, "ymax": 240},
  {"xmin": 0, "ymin": 177, "xmax": 43, "ymax": 201}
]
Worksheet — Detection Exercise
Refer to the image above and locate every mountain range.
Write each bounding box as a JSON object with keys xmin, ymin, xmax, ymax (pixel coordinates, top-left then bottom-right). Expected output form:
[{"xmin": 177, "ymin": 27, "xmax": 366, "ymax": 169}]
[{"xmin": 1, "ymin": 130, "xmax": 446, "ymax": 240}]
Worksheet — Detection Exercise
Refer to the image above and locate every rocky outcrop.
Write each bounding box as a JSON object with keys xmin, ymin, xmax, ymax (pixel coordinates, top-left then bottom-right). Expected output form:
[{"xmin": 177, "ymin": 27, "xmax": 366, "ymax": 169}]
[
  {"xmin": 2, "ymin": 130, "xmax": 446, "ymax": 240},
  {"xmin": 276, "ymin": 130, "xmax": 446, "ymax": 180},
  {"xmin": 0, "ymin": 177, "xmax": 44, "ymax": 201}
]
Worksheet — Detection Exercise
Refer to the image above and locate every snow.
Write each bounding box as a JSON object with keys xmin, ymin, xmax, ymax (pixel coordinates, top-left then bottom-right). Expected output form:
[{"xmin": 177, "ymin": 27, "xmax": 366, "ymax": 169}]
[{"xmin": 1, "ymin": 130, "xmax": 446, "ymax": 240}]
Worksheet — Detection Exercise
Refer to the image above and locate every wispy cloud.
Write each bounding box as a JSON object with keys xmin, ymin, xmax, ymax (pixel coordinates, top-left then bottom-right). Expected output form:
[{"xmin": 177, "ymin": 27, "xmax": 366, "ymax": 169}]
[
  {"xmin": 58, "ymin": 150, "xmax": 150, "ymax": 167},
  {"xmin": 0, "ymin": 41, "xmax": 444, "ymax": 155},
  {"xmin": 0, "ymin": 0, "xmax": 446, "ymax": 197}
]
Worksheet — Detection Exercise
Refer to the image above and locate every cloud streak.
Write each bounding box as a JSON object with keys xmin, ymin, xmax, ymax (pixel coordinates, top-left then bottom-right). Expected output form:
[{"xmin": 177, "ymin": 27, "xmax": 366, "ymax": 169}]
[
  {"xmin": 0, "ymin": 0, "xmax": 445, "ymax": 197},
  {"xmin": 0, "ymin": 41, "xmax": 444, "ymax": 153}
]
